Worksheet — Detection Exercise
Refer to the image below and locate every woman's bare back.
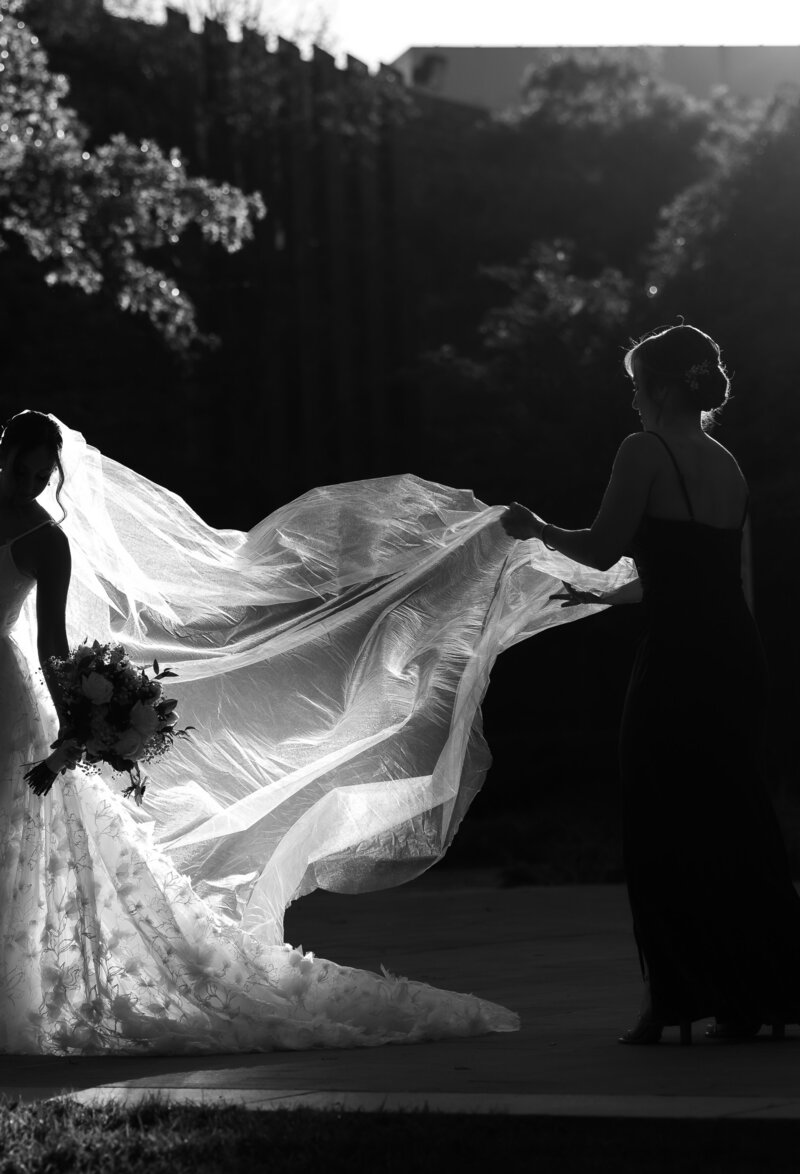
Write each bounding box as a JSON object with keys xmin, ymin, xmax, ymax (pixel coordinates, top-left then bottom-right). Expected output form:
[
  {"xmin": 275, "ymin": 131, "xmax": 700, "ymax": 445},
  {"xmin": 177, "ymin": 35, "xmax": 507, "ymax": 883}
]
[{"xmin": 644, "ymin": 432, "xmax": 748, "ymax": 529}]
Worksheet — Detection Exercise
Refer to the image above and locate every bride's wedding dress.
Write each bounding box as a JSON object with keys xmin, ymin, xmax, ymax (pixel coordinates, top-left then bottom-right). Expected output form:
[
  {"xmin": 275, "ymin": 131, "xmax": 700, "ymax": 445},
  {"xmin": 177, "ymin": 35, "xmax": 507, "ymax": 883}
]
[{"xmin": 0, "ymin": 418, "xmax": 635, "ymax": 1054}]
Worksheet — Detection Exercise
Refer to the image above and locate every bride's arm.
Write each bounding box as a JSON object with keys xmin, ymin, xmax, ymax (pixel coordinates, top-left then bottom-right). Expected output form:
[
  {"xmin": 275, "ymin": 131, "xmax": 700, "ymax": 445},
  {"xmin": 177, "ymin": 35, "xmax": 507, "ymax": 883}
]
[{"xmin": 34, "ymin": 527, "xmax": 72, "ymax": 718}]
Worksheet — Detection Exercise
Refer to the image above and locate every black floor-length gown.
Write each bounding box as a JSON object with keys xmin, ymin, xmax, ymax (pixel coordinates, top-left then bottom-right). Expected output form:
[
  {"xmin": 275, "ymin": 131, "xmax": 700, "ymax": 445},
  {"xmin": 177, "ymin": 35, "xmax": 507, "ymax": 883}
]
[{"xmin": 619, "ymin": 432, "xmax": 800, "ymax": 1028}]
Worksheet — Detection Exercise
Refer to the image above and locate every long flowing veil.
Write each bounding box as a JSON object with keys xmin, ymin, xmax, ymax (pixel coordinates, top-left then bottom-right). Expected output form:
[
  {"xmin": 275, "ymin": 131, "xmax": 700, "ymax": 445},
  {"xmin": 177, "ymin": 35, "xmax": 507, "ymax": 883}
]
[{"xmin": 22, "ymin": 417, "xmax": 636, "ymax": 945}]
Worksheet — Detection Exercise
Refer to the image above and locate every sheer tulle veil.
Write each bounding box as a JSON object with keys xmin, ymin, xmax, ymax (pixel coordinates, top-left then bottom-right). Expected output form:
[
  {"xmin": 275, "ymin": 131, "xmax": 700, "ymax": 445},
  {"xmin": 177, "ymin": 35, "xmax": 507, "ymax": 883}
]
[{"xmin": 22, "ymin": 415, "xmax": 636, "ymax": 945}]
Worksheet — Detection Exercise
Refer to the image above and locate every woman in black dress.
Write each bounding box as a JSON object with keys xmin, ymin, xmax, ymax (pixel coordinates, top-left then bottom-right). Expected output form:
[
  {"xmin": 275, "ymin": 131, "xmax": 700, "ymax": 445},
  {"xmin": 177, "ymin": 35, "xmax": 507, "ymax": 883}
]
[{"xmin": 501, "ymin": 323, "xmax": 800, "ymax": 1045}]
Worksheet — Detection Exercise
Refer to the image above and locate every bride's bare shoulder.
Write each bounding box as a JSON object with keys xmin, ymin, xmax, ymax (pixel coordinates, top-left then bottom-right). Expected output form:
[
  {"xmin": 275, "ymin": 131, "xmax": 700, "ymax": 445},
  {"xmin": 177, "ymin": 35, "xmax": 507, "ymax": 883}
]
[
  {"xmin": 23, "ymin": 520, "xmax": 70, "ymax": 613},
  {"xmin": 31, "ymin": 513, "xmax": 70, "ymax": 567}
]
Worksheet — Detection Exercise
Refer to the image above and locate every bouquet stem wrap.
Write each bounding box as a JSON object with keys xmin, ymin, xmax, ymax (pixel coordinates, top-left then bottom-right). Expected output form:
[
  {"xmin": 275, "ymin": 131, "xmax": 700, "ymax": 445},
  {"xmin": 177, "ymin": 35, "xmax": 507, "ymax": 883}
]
[{"xmin": 24, "ymin": 739, "xmax": 81, "ymax": 795}]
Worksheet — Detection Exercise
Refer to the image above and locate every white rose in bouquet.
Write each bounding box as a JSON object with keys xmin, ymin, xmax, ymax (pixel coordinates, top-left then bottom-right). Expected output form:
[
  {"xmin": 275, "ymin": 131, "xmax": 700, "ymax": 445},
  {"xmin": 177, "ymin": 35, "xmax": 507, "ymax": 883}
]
[
  {"xmin": 27, "ymin": 640, "xmax": 191, "ymax": 804},
  {"xmin": 112, "ymin": 728, "xmax": 148, "ymax": 762},
  {"xmin": 129, "ymin": 700, "xmax": 160, "ymax": 738},
  {"xmin": 81, "ymin": 671, "xmax": 114, "ymax": 705}
]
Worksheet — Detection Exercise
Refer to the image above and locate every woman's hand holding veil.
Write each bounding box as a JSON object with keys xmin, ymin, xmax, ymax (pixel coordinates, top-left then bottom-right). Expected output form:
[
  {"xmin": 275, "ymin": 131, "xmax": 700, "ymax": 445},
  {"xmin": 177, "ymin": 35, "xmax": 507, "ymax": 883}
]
[{"xmin": 549, "ymin": 579, "xmax": 643, "ymax": 608}]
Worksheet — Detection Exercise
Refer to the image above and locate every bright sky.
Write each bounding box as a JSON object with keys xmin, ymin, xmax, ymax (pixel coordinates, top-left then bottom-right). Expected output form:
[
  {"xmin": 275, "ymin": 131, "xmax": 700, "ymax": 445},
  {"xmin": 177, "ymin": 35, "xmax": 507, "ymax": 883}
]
[
  {"xmin": 324, "ymin": 0, "xmax": 800, "ymax": 68},
  {"xmin": 146, "ymin": 2, "xmax": 800, "ymax": 68}
]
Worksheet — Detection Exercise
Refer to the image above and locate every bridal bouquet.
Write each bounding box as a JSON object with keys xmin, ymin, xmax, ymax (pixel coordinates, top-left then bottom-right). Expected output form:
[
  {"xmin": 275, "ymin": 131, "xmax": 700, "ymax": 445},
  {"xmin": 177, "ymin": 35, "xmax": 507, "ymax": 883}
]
[{"xmin": 24, "ymin": 640, "xmax": 193, "ymax": 805}]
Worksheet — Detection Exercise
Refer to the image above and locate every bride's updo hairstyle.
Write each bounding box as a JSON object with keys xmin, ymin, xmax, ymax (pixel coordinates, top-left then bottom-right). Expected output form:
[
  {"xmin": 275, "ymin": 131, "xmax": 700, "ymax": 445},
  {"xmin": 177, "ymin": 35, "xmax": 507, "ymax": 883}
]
[
  {"xmin": 624, "ymin": 323, "xmax": 730, "ymax": 421},
  {"xmin": 0, "ymin": 410, "xmax": 67, "ymax": 517}
]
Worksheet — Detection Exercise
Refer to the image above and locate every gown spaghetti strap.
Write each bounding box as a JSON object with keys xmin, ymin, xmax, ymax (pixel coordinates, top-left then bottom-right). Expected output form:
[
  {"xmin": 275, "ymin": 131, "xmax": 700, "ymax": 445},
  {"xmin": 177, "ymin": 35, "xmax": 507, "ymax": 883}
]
[
  {"xmin": 619, "ymin": 432, "xmax": 800, "ymax": 1029},
  {"xmin": 0, "ymin": 519, "xmax": 55, "ymax": 549}
]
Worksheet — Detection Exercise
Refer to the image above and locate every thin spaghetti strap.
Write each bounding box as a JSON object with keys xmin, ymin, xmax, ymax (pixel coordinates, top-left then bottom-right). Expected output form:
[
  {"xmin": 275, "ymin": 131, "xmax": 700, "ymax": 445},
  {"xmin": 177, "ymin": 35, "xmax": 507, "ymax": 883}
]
[
  {"xmin": 646, "ymin": 432, "xmax": 695, "ymax": 521},
  {"xmin": 5, "ymin": 519, "xmax": 55, "ymax": 547}
]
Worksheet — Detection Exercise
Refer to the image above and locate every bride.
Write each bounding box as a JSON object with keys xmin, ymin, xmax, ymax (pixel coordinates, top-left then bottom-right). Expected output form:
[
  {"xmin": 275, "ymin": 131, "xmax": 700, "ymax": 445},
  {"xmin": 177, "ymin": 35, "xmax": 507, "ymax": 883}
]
[{"xmin": 0, "ymin": 409, "xmax": 634, "ymax": 1055}]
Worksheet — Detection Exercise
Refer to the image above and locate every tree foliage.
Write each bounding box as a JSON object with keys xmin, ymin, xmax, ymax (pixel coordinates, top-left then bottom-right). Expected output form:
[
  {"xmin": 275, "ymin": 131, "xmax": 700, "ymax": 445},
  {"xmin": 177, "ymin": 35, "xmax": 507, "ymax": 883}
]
[
  {"xmin": 402, "ymin": 48, "xmax": 753, "ymax": 363},
  {"xmin": 419, "ymin": 242, "xmax": 634, "ymax": 517},
  {"xmin": 647, "ymin": 86, "xmax": 800, "ymax": 518},
  {"xmin": 409, "ymin": 50, "xmax": 763, "ymax": 510},
  {"xmin": 0, "ymin": 0, "xmax": 264, "ymax": 350},
  {"xmin": 514, "ymin": 47, "xmax": 691, "ymax": 128},
  {"xmin": 479, "ymin": 243, "xmax": 632, "ymax": 367}
]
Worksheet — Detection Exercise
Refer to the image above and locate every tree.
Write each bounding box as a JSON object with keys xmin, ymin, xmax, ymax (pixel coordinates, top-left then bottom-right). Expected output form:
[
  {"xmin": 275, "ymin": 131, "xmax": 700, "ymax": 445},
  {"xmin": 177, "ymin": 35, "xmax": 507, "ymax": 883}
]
[
  {"xmin": 405, "ymin": 50, "xmax": 754, "ymax": 504},
  {"xmin": 401, "ymin": 49, "xmax": 752, "ymax": 362},
  {"xmin": 646, "ymin": 86, "xmax": 800, "ymax": 519},
  {"xmin": 0, "ymin": 0, "xmax": 264, "ymax": 351},
  {"xmin": 497, "ymin": 49, "xmax": 744, "ymax": 276},
  {"xmin": 605, "ymin": 85, "xmax": 800, "ymax": 791},
  {"xmin": 418, "ymin": 241, "xmax": 634, "ymax": 517}
]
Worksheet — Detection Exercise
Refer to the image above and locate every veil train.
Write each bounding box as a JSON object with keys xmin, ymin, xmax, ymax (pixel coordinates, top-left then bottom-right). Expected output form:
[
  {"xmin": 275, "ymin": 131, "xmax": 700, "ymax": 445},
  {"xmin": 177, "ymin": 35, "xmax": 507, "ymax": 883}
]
[{"xmin": 30, "ymin": 419, "xmax": 636, "ymax": 946}]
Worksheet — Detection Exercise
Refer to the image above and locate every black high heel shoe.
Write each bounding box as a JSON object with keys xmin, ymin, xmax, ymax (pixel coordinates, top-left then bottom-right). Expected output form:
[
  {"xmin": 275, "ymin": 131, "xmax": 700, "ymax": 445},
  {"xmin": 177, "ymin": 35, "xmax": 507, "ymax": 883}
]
[{"xmin": 619, "ymin": 1017, "xmax": 692, "ymax": 1045}]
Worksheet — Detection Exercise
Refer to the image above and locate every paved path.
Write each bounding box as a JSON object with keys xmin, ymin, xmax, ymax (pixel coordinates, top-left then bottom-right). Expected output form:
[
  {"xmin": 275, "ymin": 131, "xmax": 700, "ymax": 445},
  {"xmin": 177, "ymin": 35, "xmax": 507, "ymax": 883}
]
[{"xmin": 2, "ymin": 872, "xmax": 799, "ymax": 1117}]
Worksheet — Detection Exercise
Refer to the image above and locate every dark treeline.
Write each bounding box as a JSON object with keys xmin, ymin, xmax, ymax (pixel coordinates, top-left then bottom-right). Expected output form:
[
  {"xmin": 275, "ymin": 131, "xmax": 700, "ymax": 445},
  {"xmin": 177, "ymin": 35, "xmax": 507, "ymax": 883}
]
[
  {"xmin": 10, "ymin": 0, "xmax": 420, "ymax": 522},
  {"xmin": 399, "ymin": 50, "xmax": 800, "ymax": 876},
  {"xmin": 3, "ymin": 10, "xmax": 800, "ymax": 877}
]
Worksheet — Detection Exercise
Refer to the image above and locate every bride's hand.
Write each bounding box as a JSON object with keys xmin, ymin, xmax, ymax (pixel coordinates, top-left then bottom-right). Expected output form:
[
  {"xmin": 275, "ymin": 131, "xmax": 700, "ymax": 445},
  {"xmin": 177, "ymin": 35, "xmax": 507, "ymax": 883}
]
[
  {"xmin": 548, "ymin": 581, "xmax": 605, "ymax": 608},
  {"xmin": 500, "ymin": 502, "xmax": 545, "ymax": 541},
  {"xmin": 52, "ymin": 734, "xmax": 81, "ymax": 772}
]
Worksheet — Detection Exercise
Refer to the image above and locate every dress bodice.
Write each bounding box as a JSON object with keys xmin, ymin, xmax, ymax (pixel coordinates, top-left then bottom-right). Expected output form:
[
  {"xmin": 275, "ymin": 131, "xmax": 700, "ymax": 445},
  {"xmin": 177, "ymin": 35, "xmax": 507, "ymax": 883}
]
[
  {"xmin": 628, "ymin": 516, "xmax": 743, "ymax": 607},
  {"xmin": 0, "ymin": 521, "xmax": 53, "ymax": 637},
  {"xmin": 628, "ymin": 432, "xmax": 747, "ymax": 609},
  {"xmin": 618, "ymin": 441, "xmax": 794, "ymax": 1036}
]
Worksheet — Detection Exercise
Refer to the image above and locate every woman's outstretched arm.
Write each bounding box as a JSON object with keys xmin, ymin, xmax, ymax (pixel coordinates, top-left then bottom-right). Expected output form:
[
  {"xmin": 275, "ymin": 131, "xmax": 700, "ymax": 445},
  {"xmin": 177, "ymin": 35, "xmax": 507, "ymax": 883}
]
[
  {"xmin": 501, "ymin": 433, "xmax": 655, "ymax": 571},
  {"xmin": 601, "ymin": 577, "xmax": 644, "ymax": 605},
  {"xmin": 549, "ymin": 577, "xmax": 643, "ymax": 608}
]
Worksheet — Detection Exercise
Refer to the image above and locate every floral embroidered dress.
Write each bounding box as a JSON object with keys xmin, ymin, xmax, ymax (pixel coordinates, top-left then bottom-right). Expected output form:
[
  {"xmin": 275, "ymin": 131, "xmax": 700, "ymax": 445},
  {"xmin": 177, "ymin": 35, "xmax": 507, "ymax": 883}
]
[
  {"xmin": 0, "ymin": 522, "xmax": 519, "ymax": 1055},
  {"xmin": 0, "ymin": 417, "xmax": 642, "ymax": 1056}
]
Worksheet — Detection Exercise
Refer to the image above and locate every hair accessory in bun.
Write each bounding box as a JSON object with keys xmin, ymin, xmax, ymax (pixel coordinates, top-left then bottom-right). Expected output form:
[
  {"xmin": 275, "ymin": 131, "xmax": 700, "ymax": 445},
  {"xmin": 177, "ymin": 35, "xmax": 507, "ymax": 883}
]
[{"xmin": 685, "ymin": 360, "xmax": 711, "ymax": 391}]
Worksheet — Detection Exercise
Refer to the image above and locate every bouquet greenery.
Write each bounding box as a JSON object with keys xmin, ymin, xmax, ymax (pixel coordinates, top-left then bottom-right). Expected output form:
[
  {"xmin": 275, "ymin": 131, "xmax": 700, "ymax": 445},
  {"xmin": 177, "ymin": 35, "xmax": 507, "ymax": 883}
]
[{"xmin": 25, "ymin": 640, "xmax": 193, "ymax": 805}]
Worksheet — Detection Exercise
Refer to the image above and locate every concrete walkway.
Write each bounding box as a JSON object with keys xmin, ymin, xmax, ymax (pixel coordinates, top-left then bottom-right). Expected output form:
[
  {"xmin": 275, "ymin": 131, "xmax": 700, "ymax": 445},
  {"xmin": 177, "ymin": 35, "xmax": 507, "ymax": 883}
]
[{"xmin": 2, "ymin": 871, "xmax": 800, "ymax": 1117}]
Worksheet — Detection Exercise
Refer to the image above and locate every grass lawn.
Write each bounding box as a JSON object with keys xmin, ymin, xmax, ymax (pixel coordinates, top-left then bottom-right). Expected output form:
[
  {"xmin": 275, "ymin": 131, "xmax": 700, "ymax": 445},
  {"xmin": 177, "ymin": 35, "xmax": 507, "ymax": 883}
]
[{"xmin": 0, "ymin": 1098, "xmax": 798, "ymax": 1173}]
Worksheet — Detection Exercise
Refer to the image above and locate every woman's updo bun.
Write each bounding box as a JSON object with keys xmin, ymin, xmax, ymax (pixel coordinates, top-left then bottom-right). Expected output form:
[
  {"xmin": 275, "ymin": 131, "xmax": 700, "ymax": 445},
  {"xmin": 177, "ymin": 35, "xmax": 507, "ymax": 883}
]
[
  {"xmin": 624, "ymin": 323, "xmax": 731, "ymax": 419},
  {"xmin": 684, "ymin": 356, "xmax": 729, "ymax": 412}
]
